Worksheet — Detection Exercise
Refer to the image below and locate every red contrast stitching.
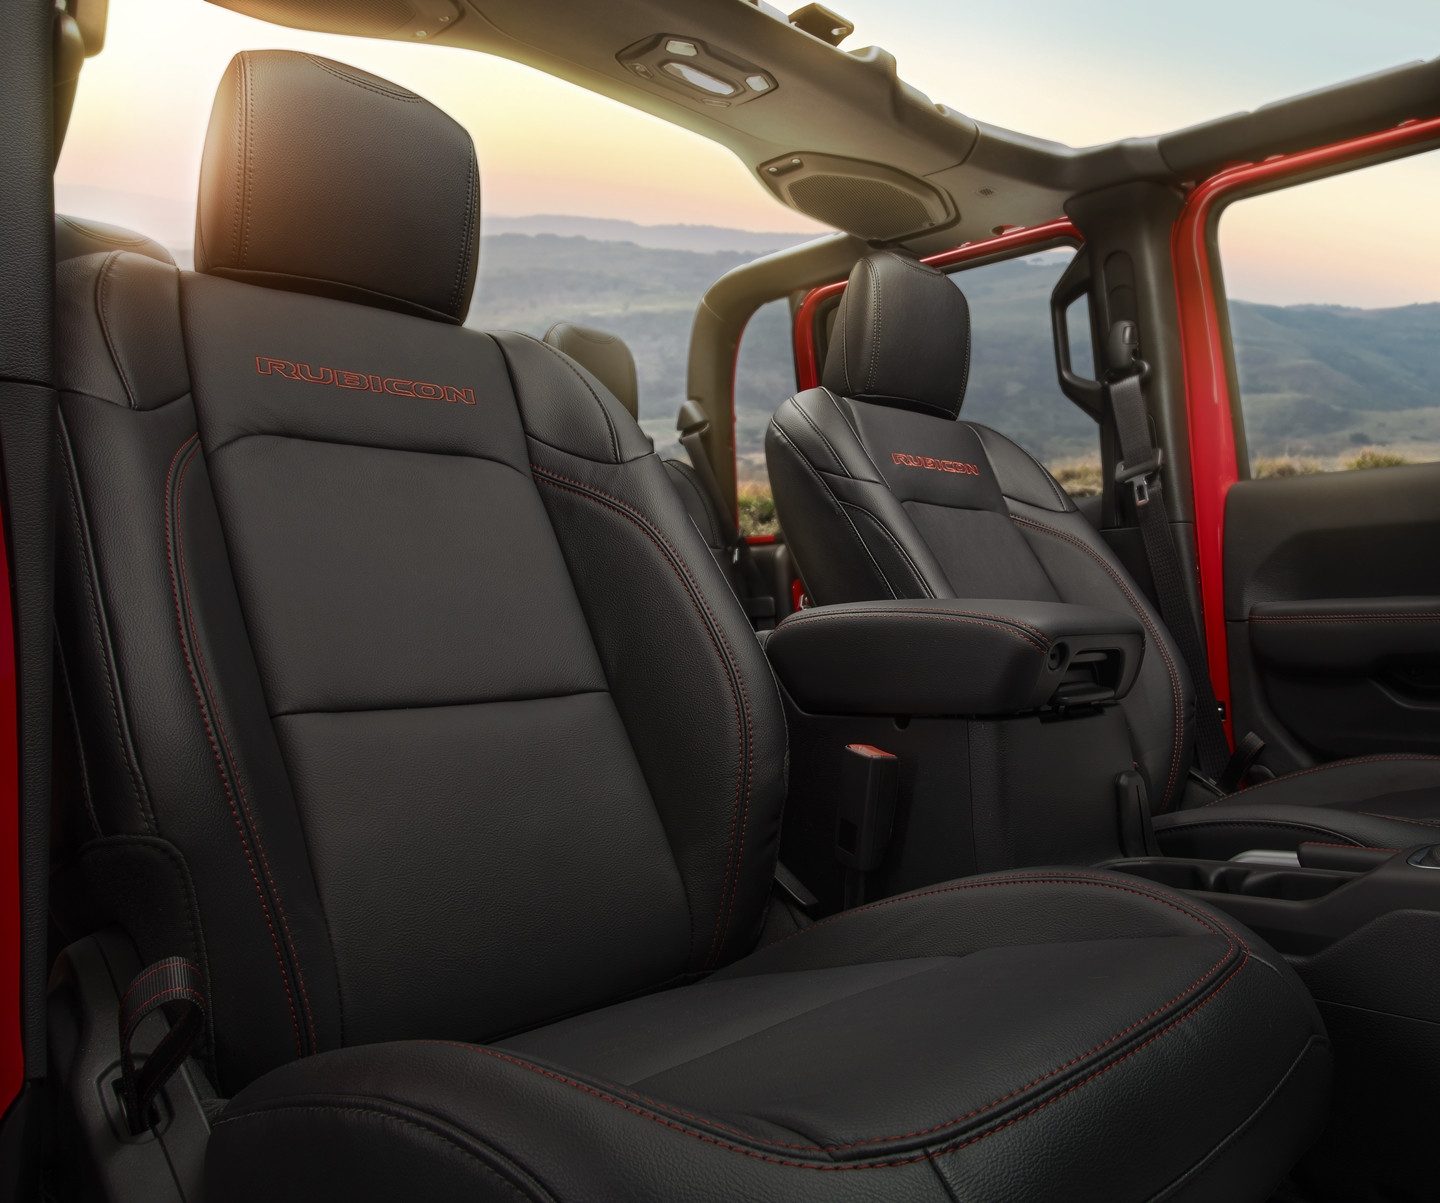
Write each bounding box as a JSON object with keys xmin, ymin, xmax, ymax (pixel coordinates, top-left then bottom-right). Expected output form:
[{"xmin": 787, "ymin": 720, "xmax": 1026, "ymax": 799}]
[
  {"xmin": 1252, "ymin": 612, "xmax": 1440, "ymax": 624},
  {"xmin": 1010, "ymin": 513, "xmax": 1184, "ymax": 809},
  {"xmin": 774, "ymin": 606, "xmax": 1050, "ymax": 653},
  {"xmin": 436, "ymin": 875, "xmax": 1247, "ymax": 1168},
  {"xmin": 1301, "ymin": 841, "xmax": 1400, "ymax": 853},
  {"xmin": 164, "ymin": 436, "xmax": 308, "ymax": 1057},
  {"xmin": 533, "ymin": 465, "xmax": 754, "ymax": 969},
  {"xmin": 1230, "ymin": 753, "xmax": 1440, "ymax": 801}
]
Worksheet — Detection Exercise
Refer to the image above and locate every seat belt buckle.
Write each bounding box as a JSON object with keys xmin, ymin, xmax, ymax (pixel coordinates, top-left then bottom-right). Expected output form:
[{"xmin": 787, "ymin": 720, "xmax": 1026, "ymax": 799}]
[
  {"xmin": 1115, "ymin": 449, "xmax": 1163, "ymax": 508},
  {"xmin": 835, "ymin": 744, "xmax": 899, "ymax": 874}
]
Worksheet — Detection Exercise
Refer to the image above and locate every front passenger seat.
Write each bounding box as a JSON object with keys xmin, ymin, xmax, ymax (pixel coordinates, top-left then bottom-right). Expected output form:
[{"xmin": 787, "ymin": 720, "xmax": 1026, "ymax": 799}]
[
  {"xmin": 53, "ymin": 52, "xmax": 1328, "ymax": 1201},
  {"xmin": 766, "ymin": 250, "xmax": 1440, "ymax": 857}
]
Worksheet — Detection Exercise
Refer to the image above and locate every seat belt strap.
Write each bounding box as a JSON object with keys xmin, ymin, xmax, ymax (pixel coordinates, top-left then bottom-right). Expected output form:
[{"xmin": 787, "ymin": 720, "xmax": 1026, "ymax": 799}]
[
  {"xmin": 117, "ymin": 956, "xmax": 207, "ymax": 1135},
  {"xmin": 1105, "ymin": 322, "xmax": 1232, "ymax": 782},
  {"xmin": 676, "ymin": 401, "xmax": 775, "ymax": 627}
]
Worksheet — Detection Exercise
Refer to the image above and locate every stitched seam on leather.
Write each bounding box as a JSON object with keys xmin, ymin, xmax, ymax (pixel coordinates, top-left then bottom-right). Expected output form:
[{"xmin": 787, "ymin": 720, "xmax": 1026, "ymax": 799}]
[
  {"xmin": 771, "ymin": 421, "xmax": 898, "ymax": 599},
  {"xmin": 240, "ymin": 56, "xmax": 254, "ymax": 269},
  {"xmin": 670, "ymin": 465, "xmax": 723, "ymax": 548},
  {"xmin": 54, "ymin": 639, "xmax": 101, "ymax": 838},
  {"xmin": 58, "ymin": 417, "xmax": 151, "ymax": 830},
  {"xmin": 164, "ymin": 436, "xmax": 306, "ymax": 1058},
  {"xmin": 775, "ymin": 608, "xmax": 1048, "ymax": 653},
  {"xmin": 789, "ymin": 396, "xmax": 848, "ymax": 476},
  {"xmin": 1251, "ymin": 612, "xmax": 1440, "ymax": 623},
  {"xmin": 839, "ymin": 504, "xmax": 936, "ymax": 600},
  {"xmin": 214, "ymin": 1102, "xmax": 549, "ymax": 1201},
  {"xmin": 820, "ymin": 387, "xmax": 888, "ymax": 483},
  {"xmin": 1219, "ymin": 753, "xmax": 1440, "ymax": 804},
  {"xmin": 1159, "ymin": 818, "xmax": 1360, "ymax": 844},
  {"xmin": 864, "ymin": 257, "xmax": 882, "ymax": 393},
  {"xmin": 519, "ymin": 335, "xmax": 620, "ymax": 462},
  {"xmin": 1305, "ymin": 841, "xmax": 1399, "ymax": 852},
  {"xmin": 450, "ymin": 142, "xmax": 479, "ymax": 316},
  {"xmin": 59, "ymin": 216, "xmax": 154, "ymax": 248},
  {"xmin": 970, "ymin": 423, "xmax": 1070, "ymax": 510},
  {"xmin": 1364, "ymin": 813, "xmax": 1440, "ymax": 828},
  {"xmin": 175, "ymin": 445, "xmax": 320, "ymax": 1053},
  {"xmin": 229, "ymin": 63, "xmax": 243, "ymax": 265},
  {"xmin": 435, "ymin": 873, "xmax": 1246, "ymax": 1163},
  {"xmin": 95, "ymin": 253, "xmax": 139, "ymax": 409},
  {"xmin": 1012, "ymin": 513, "xmax": 1184, "ymax": 810},
  {"xmin": 301, "ymin": 54, "xmax": 424, "ymax": 102},
  {"xmin": 533, "ymin": 466, "xmax": 753, "ymax": 969}
]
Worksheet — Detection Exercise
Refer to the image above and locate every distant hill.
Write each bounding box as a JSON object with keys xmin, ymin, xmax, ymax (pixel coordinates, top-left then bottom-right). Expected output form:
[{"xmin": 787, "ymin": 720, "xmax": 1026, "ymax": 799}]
[
  {"xmin": 484, "ymin": 215, "xmax": 810, "ymax": 255},
  {"xmin": 76, "ymin": 202, "xmax": 1436, "ymax": 477},
  {"xmin": 1226, "ymin": 299, "xmax": 1440, "ymax": 458}
]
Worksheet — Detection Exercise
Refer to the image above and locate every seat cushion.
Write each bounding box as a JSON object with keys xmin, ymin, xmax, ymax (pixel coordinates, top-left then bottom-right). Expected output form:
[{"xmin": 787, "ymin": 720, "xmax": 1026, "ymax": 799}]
[
  {"xmin": 1156, "ymin": 754, "xmax": 1440, "ymax": 857},
  {"xmin": 205, "ymin": 870, "xmax": 1329, "ymax": 1202}
]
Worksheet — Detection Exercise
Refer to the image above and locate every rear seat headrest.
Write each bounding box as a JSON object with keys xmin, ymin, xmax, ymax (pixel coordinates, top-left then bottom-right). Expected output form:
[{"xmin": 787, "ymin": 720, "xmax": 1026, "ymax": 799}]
[
  {"xmin": 543, "ymin": 323, "xmax": 640, "ymax": 418},
  {"xmin": 195, "ymin": 50, "xmax": 480, "ymax": 325},
  {"xmin": 821, "ymin": 250, "xmax": 971, "ymax": 420},
  {"xmin": 55, "ymin": 215, "xmax": 174, "ymax": 266}
]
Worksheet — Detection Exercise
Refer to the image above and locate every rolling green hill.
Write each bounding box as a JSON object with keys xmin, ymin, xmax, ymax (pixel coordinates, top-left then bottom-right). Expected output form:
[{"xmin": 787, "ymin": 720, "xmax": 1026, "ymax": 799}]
[{"xmin": 467, "ymin": 229, "xmax": 1440, "ymax": 479}]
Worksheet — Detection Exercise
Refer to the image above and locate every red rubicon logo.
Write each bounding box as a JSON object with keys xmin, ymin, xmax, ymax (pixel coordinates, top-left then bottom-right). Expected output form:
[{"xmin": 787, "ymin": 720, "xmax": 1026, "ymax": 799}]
[
  {"xmin": 890, "ymin": 451, "xmax": 981, "ymax": 476},
  {"xmin": 254, "ymin": 357, "xmax": 477, "ymax": 406}
]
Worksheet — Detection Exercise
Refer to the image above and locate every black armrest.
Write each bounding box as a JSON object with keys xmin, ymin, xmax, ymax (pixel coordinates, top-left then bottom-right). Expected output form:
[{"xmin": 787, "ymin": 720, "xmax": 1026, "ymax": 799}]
[
  {"xmin": 767, "ymin": 598, "xmax": 1144, "ymax": 716},
  {"xmin": 1250, "ymin": 596, "xmax": 1440, "ymax": 671}
]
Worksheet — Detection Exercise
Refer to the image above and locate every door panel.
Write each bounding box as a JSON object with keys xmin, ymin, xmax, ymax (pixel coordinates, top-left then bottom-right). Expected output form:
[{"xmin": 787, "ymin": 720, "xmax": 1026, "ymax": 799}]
[{"xmin": 1225, "ymin": 464, "xmax": 1440, "ymax": 763}]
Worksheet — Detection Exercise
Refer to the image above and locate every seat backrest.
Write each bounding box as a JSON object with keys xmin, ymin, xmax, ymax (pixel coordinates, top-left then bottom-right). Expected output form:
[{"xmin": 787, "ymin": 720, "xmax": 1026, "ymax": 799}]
[
  {"xmin": 53, "ymin": 51, "xmax": 785, "ymax": 1093},
  {"xmin": 766, "ymin": 250, "xmax": 1194, "ymax": 811},
  {"xmin": 540, "ymin": 322, "xmax": 748, "ymax": 591}
]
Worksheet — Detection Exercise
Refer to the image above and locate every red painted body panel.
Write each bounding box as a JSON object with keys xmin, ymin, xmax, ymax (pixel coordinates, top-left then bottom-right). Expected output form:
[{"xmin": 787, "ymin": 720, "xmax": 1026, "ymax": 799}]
[{"xmin": 1171, "ymin": 116, "xmax": 1440, "ymax": 737}]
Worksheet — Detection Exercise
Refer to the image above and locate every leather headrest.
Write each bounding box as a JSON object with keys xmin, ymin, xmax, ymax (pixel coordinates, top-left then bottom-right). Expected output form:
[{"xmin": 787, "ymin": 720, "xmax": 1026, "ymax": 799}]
[
  {"xmin": 55, "ymin": 215, "xmax": 174, "ymax": 266},
  {"xmin": 821, "ymin": 250, "xmax": 970, "ymax": 420},
  {"xmin": 543, "ymin": 323, "xmax": 639, "ymax": 418},
  {"xmin": 195, "ymin": 51, "xmax": 479, "ymax": 324}
]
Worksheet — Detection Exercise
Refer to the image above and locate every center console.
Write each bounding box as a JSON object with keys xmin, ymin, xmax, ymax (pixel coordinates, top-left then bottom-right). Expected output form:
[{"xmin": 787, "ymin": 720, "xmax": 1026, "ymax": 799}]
[
  {"xmin": 767, "ymin": 597, "xmax": 1149, "ymax": 909},
  {"xmin": 1108, "ymin": 843, "xmax": 1440, "ymax": 1199}
]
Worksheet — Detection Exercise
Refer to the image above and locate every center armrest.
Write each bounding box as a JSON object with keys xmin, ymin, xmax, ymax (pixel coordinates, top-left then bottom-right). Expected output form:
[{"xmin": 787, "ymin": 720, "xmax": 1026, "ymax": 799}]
[{"xmin": 766, "ymin": 598, "xmax": 1144, "ymax": 717}]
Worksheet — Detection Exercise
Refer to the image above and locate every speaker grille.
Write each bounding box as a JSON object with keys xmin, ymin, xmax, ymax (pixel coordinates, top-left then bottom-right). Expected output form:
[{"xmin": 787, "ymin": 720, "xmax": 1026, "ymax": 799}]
[{"xmin": 788, "ymin": 175, "xmax": 933, "ymax": 241}]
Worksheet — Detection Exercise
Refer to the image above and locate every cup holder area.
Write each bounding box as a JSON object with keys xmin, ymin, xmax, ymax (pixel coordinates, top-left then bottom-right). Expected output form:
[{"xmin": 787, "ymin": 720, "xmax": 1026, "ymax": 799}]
[{"xmin": 1109, "ymin": 857, "xmax": 1352, "ymax": 901}]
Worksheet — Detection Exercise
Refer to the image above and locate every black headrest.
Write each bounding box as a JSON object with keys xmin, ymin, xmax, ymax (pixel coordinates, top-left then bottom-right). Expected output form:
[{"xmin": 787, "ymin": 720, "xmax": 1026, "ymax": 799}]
[
  {"xmin": 543, "ymin": 323, "xmax": 639, "ymax": 418},
  {"xmin": 821, "ymin": 250, "xmax": 971, "ymax": 420},
  {"xmin": 195, "ymin": 51, "xmax": 479, "ymax": 324},
  {"xmin": 55, "ymin": 214, "xmax": 174, "ymax": 266}
]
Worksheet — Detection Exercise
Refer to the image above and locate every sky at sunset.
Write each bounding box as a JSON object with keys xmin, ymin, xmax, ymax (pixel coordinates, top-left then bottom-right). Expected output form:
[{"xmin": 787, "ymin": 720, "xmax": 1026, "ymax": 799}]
[{"xmin": 55, "ymin": 0, "xmax": 1440, "ymax": 306}]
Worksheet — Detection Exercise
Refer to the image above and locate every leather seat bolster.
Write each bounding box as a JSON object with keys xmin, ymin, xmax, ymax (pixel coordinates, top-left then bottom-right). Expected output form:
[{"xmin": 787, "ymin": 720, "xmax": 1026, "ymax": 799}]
[{"xmin": 495, "ymin": 330, "xmax": 653, "ymax": 464}]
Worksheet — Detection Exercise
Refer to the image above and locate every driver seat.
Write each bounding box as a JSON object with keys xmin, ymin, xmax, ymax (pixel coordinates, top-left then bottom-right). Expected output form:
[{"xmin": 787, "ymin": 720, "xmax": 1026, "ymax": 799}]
[{"xmin": 50, "ymin": 51, "xmax": 1329, "ymax": 1201}]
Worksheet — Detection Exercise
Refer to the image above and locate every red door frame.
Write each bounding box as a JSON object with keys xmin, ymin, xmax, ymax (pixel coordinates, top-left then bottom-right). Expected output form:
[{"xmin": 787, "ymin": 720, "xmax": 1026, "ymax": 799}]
[
  {"xmin": 1172, "ymin": 115, "xmax": 1440, "ymax": 737},
  {"xmin": 792, "ymin": 218, "xmax": 1082, "ymax": 389}
]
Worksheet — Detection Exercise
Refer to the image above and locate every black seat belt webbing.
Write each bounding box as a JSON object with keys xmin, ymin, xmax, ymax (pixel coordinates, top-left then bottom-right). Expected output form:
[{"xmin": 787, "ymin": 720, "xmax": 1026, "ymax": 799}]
[
  {"xmin": 1105, "ymin": 322, "xmax": 1233, "ymax": 782},
  {"xmin": 117, "ymin": 956, "xmax": 207, "ymax": 1135}
]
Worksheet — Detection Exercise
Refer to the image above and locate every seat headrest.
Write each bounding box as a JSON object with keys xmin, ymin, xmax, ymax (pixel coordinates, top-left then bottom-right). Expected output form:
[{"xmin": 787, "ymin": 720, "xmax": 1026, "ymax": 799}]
[
  {"xmin": 821, "ymin": 250, "xmax": 970, "ymax": 420},
  {"xmin": 195, "ymin": 51, "xmax": 479, "ymax": 325},
  {"xmin": 55, "ymin": 215, "xmax": 175, "ymax": 266},
  {"xmin": 543, "ymin": 323, "xmax": 639, "ymax": 418}
]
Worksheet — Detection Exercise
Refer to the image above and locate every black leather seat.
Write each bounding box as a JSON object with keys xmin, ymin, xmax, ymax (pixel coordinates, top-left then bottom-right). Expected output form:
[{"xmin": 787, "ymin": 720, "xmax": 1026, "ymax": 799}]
[
  {"xmin": 766, "ymin": 250, "xmax": 1440, "ymax": 856},
  {"xmin": 543, "ymin": 320, "xmax": 765, "ymax": 612},
  {"xmin": 53, "ymin": 52, "xmax": 1328, "ymax": 1200}
]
